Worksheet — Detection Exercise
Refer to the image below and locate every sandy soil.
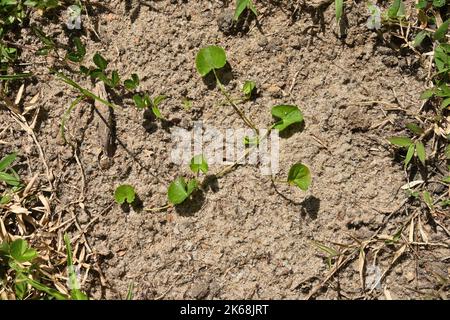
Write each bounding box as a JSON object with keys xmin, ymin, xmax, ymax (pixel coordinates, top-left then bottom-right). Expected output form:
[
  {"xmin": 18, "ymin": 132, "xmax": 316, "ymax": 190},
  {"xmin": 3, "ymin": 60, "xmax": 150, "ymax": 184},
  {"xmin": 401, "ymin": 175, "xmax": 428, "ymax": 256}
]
[{"xmin": 1, "ymin": 0, "xmax": 449, "ymax": 299}]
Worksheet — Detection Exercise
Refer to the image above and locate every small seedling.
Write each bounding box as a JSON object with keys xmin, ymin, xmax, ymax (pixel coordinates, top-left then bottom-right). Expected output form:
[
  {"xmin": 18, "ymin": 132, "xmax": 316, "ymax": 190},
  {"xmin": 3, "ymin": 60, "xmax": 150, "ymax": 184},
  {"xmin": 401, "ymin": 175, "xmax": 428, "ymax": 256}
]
[
  {"xmin": 242, "ymin": 80, "xmax": 256, "ymax": 99},
  {"xmin": 167, "ymin": 177, "xmax": 198, "ymax": 205},
  {"xmin": 234, "ymin": 0, "xmax": 257, "ymax": 22},
  {"xmin": 0, "ymin": 238, "xmax": 68, "ymax": 300},
  {"xmin": 124, "ymin": 73, "xmax": 140, "ymax": 91},
  {"xmin": 190, "ymin": 154, "xmax": 209, "ymax": 174},
  {"xmin": 271, "ymin": 105, "xmax": 304, "ymax": 132},
  {"xmin": 133, "ymin": 94, "xmax": 166, "ymax": 119},
  {"xmin": 79, "ymin": 53, "xmax": 120, "ymax": 88},
  {"xmin": 287, "ymin": 163, "xmax": 312, "ymax": 191},
  {"xmin": 388, "ymin": 124, "xmax": 427, "ymax": 167},
  {"xmin": 114, "ymin": 184, "xmax": 136, "ymax": 204}
]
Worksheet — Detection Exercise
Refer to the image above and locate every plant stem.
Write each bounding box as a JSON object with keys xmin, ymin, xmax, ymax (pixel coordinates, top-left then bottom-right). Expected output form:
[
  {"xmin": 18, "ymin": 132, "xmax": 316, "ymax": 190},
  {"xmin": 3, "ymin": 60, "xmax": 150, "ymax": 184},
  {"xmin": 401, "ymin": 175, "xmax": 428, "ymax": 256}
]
[
  {"xmin": 216, "ymin": 126, "xmax": 274, "ymax": 178},
  {"xmin": 145, "ymin": 203, "xmax": 173, "ymax": 212},
  {"xmin": 212, "ymin": 69, "xmax": 257, "ymax": 132}
]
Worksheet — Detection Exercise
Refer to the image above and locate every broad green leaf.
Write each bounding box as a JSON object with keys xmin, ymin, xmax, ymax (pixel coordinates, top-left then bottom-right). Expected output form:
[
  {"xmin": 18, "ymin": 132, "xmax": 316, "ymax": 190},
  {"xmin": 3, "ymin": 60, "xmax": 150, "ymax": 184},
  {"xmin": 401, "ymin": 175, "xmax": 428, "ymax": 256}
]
[
  {"xmin": 434, "ymin": 19, "xmax": 450, "ymax": 41},
  {"xmin": 190, "ymin": 155, "xmax": 209, "ymax": 174},
  {"xmin": 93, "ymin": 53, "xmax": 108, "ymax": 71},
  {"xmin": 242, "ymin": 80, "xmax": 256, "ymax": 98},
  {"xmin": 114, "ymin": 185, "xmax": 136, "ymax": 204},
  {"xmin": 335, "ymin": 0, "xmax": 344, "ymax": 22},
  {"xmin": 388, "ymin": 136, "xmax": 413, "ymax": 147},
  {"xmin": 271, "ymin": 105, "xmax": 304, "ymax": 132},
  {"xmin": 10, "ymin": 239, "xmax": 37, "ymax": 263},
  {"xmin": 287, "ymin": 163, "xmax": 311, "ymax": 191},
  {"xmin": 167, "ymin": 177, "xmax": 197, "ymax": 205},
  {"xmin": 0, "ymin": 153, "xmax": 16, "ymax": 171},
  {"xmin": 442, "ymin": 176, "xmax": 450, "ymax": 183},
  {"xmin": 195, "ymin": 46, "xmax": 227, "ymax": 77},
  {"xmin": 415, "ymin": 141, "xmax": 426, "ymax": 165},
  {"xmin": 405, "ymin": 144, "xmax": 415, "ymax": 167}
]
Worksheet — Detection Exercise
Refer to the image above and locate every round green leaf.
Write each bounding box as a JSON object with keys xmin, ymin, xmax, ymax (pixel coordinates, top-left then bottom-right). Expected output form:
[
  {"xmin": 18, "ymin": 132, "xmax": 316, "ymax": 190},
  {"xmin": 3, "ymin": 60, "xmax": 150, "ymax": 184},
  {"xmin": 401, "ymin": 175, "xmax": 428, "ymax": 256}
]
[
  {"xmin": 190, "ymin": 155, "xmax": 209, "ymax": 174},
  {"xmin": 168, "ymin": 177, "xmax": 198, "ymax": 205},
  {"xmin": 114, "ymin": 184, "xmax": 136, "ymax": 204},
  {"xmin": 195, "ymin": 45, "xmax": 227, "ymax": 77},
  {"xmin": 287, "ymin": 163, "xmax": 311, "ymax": 191},
  {"xmin": 271, "ymin": 105, "xmax": 304, "ymax": 132}
]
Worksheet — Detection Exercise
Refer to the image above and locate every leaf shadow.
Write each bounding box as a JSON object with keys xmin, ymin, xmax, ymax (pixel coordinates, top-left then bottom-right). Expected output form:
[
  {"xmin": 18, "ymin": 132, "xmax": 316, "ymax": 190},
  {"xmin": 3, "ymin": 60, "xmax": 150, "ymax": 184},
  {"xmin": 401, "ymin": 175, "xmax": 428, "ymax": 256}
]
[{"xmin": 202, "ymin": 63, "xmax": 234, "ymax": 90}]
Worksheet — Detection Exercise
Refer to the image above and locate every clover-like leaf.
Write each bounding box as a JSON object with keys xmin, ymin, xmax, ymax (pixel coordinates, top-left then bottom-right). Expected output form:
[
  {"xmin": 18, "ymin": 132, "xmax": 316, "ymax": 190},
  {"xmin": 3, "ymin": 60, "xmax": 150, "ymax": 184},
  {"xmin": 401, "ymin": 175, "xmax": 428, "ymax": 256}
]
[
  {"xmin": 167, "ymin": 177, "xmax": 198, "ymax": 205},
  {"xmin": 196, "ymin": 45, "xmax": 227, "ymax": 77},
  {"xmin": 271, "ymin": 105, "xmax": 304, "ymax": 132},
  {"xmin": 114, "ymin": 184, "xmax": 136, "ymax": 204},
  {"xmin": 190, "ymin": 155, "xmax": 209, "ymax": 174},
  {"xmin": 10, "ymin": 239, "xmax": 37, "ymax": 263},
  {"xmin": 287, "ymin": 163, "xmax": 311, "ymax": 191}
]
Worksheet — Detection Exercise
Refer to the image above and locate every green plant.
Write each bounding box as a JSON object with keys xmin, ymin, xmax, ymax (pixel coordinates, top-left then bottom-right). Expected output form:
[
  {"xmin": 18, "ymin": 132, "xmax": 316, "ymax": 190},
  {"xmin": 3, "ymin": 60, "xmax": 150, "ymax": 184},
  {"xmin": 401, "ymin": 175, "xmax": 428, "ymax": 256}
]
[
  {"xmin": 167, "ymin": 176, "xmax": 198, "ymax": 205},
  {"xmin": 0, "ymin": 238, "xmax": 68, "ymax": 299},
  {"xmin": 388, "ymin": 126, "xmax": 427, "ymax": 168},
  {"xmin": 0, "ymin": 152, "xmax": 22, "ymax": 204},
  {"xmin": 287, "ymin": 163, "xmax": 312, "ymax": 191},
  {"xmin": 335, "ymin": 0, "xmax": 344, "ymax": 23},
  {"xmin": 114, "ymin": 184, "xmax": 136, "ymax": 205},
  {"xmin": 242, "ymin": 80, "xmax": 256, "ymax": 99},
  {"xmin": 23, "ymin": 0, "xmax": 59, "ymax": 10},
  {"xmin": 234, "ymin": 0, "xmax": 257, "ymax": 22},
  {"xmin": 190, "ymin": 154, "xmax": 209, "ymax": 175},
  {"xmin": 133, "ymin": 93, "xmax": 166, "ymax": 119}
]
